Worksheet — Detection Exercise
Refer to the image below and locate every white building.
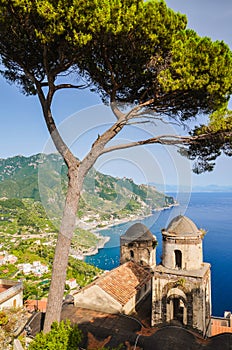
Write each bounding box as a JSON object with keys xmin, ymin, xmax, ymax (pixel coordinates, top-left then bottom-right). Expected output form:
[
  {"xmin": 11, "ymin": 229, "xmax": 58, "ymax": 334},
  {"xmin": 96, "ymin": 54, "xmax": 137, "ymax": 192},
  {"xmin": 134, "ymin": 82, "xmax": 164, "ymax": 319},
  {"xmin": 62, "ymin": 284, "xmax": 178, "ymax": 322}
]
[
  {"xmin": 66, "ymin": 278, "xmax": 78, "ymax": 290},
  {"xmin": 0, "ymin": 279, "xmax": 23, "ymax": 309},
  {"xmin": 18, "ymin": 261, "xmax": 48, "ymax": 276}
]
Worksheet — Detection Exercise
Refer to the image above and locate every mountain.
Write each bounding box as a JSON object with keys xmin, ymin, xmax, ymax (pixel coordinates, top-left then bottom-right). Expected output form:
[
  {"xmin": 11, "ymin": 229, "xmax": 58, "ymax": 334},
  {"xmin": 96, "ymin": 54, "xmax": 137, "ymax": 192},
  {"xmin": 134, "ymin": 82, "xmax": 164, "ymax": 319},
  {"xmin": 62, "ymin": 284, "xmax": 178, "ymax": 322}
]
[
  {"xmin": 151, "ymin": 183, "xmax": 232, "ymax": 193},
  {"xmin": 0, "ymin": 154, "xmax": 175, "ymax": 221}
]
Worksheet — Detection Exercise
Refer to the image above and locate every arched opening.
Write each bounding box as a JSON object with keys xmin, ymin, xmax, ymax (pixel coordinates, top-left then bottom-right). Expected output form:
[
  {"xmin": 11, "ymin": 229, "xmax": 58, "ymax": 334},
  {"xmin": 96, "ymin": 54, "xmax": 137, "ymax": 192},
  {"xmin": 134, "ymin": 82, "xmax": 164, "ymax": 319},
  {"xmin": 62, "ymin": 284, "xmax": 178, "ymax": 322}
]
[
  {"xmin": 166, "ymin": 289, "xmax": 187, "ymax": 325},
  {"xmin": 130, "ymin": 250, "xmax": 134, "ymax": 258},
  {"xmin": 173, "ymin": 298, "xmax": 184, "ymax": 323},
  {"xmin": 175, "ymin": 250, "xmax": 182, "ymax": 269}
]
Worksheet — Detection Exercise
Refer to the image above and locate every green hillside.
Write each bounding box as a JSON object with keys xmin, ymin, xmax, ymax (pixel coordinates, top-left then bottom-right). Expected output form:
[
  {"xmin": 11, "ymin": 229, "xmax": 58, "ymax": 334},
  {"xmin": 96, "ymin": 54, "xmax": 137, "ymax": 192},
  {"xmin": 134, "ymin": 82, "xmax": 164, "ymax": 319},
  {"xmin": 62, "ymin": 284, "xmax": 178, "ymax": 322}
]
[
  {"xmin": 0, "ymin": 154, "xmax": 175, "ymax": 301},
  {"xmin": 0, "ymin": 153, "xmax": 175, "ymax": 222}
]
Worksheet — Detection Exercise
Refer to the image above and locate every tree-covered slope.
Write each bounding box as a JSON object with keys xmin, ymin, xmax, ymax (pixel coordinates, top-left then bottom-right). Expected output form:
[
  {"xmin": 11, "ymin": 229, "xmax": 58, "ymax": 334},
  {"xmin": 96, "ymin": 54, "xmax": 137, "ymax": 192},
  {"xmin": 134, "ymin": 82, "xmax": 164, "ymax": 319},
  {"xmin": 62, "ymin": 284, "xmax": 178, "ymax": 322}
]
[{"xmin": 0, "ymin": 154, "xmax": 174, "ymax": 219}]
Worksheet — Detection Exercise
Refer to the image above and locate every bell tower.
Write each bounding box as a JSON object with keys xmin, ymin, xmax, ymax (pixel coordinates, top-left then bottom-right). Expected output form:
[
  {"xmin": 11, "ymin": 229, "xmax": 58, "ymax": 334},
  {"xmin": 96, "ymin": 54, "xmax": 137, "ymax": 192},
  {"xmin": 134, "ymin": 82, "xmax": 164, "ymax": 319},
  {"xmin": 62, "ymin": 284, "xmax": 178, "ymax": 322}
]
[
  {"xmin": 120, "ymin": 222, "xmax": 157, "ymax": 268},
  {"xmin": 152, "ymin": 215, "xmax": 211, "ymax": 336}
]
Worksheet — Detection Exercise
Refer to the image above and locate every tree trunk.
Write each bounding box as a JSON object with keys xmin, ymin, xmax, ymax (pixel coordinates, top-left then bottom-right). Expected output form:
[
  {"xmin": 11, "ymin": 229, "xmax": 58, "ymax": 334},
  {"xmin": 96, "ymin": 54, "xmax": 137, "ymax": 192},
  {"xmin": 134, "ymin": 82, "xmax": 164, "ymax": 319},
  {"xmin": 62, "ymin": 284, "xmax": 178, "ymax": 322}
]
[
  {"xmin": 43, "ymin": 168, "xmax": 82, "ymax": 333},
  {"xmin": 41, "ymin": 102, "xmax": 124, "ymax": 332}
]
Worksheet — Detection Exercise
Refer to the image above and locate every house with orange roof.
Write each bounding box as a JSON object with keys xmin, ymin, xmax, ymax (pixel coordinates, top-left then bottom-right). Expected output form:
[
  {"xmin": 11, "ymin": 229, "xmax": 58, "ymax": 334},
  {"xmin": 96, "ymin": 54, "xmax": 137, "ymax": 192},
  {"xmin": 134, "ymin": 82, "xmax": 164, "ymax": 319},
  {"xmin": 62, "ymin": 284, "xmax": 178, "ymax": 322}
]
[
  {"xmin": 25, "ymin": 299, "xmax": 47, "ymax": 313},
  {"xmin": 73, "ymin": 260, "xmax": 152, "ymax": 315},
  {"xmin": 211, "ymin": 312, "xmax": 232, "ymax": 336}
]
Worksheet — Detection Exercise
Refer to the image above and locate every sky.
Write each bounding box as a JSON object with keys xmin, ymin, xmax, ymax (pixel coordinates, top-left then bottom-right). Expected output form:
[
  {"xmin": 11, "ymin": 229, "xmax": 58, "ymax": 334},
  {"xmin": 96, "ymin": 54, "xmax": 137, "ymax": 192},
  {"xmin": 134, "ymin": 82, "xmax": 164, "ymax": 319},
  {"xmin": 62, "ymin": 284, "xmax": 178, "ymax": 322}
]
[{"xmin": 0, "ymin": 0, "xmax": 232, "ymax": 189}]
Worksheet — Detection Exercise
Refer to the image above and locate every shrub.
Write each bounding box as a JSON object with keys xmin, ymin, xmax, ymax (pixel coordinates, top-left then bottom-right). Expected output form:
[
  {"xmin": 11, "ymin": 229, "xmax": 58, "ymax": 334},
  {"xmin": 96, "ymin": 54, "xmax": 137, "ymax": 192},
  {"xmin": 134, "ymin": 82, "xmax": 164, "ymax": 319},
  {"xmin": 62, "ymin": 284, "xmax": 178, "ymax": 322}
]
[
  {"xmin": 28, "ymin": 320, "xmax": 82, "ymax": 350},
  {"xmin": 0, "ymin": 311, "xmax": 8, "ymax": 326}
]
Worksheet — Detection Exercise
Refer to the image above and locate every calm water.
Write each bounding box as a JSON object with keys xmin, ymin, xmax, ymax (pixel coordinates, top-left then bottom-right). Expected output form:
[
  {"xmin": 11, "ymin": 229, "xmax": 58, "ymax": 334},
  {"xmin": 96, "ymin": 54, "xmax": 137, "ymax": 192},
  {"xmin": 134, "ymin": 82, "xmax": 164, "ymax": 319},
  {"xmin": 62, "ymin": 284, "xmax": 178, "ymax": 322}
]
[{"xmin": 85, "ymin": 192, "xmax": 232, "ymax": 317}]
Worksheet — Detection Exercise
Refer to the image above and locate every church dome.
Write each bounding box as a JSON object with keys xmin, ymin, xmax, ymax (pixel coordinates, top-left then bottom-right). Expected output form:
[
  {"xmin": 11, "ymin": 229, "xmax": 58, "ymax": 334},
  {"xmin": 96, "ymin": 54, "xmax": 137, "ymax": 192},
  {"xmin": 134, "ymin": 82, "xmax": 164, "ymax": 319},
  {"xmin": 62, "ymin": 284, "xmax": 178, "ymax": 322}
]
[
  {"xmin": 165, "ymin": 215, "xmax": 199, "ymax": 237},
  {"xmin": 121, "ymin": 223, "xmax": 156, "ymax": 242}
]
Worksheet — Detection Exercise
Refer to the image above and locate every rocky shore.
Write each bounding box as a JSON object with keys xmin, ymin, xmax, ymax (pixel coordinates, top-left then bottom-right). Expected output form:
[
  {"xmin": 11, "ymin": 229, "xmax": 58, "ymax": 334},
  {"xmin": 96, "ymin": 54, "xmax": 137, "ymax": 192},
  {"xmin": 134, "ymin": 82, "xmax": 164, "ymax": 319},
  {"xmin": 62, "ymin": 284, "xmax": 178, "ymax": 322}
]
[{"xmin": 83, "ymin": 235, "xmax": 110, "ymax": 257}]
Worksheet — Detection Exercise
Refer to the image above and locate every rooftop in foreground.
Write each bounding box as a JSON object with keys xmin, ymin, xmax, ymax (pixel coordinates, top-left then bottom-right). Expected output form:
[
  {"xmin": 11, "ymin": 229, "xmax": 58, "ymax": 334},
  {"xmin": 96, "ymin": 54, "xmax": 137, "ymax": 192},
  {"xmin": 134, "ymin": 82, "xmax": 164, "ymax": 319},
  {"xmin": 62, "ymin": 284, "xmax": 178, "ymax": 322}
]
[
  {"xmin": 27, "ymin": 302, "xmax": 232, "ymax": 349},
  {"xmin": 60, "ymin": 304, "xmax": 232, "ymax": 349}
]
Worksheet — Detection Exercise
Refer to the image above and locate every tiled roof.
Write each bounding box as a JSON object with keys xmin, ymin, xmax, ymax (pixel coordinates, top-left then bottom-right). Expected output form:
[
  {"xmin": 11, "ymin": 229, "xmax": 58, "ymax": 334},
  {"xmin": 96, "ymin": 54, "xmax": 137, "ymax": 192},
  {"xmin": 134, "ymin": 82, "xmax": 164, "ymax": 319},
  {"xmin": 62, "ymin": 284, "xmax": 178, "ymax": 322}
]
[
  {"xmin": 211, "ymin": 318, "xmax": 232, "ymax": 336},
  {"xmin": 25, "ymin": 299, "xmax": 47, "ymax": 312},
  {"xmin": 86, "ymin": 261, "xmax": 151, "ymax": 306}
]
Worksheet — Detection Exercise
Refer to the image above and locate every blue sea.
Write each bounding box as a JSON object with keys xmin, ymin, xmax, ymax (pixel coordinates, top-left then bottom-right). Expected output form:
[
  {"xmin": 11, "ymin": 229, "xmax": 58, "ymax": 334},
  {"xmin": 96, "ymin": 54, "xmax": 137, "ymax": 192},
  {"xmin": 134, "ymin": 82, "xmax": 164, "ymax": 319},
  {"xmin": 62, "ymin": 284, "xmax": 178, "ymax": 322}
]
[{"xmin": 85, "ymin": 192, "xmax": 232, "ymax": 317}]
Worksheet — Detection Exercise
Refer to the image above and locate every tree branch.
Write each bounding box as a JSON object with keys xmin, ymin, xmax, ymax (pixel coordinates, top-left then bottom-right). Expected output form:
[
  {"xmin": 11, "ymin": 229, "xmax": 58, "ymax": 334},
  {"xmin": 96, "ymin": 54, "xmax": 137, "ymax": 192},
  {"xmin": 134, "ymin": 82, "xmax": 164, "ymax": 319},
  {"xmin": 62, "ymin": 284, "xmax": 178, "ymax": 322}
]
[
  {"xmin": 33, "ymin": 80, "xmax": 79, "ymax": 168},
  {"xmin": 110, "ymin": 98, "xmax": 156, "ymax": 123},
  {"xmin": 123, "ymin": 112, "xmax": 182, "ymax": 128},
  {"xmin": 110, "ymin": 101, "xmax": 126, "ymax": 120},
  {"xmin": 54, "ymin": 83, "xmax": 88, "ymax": 91},
  {"xmin": 99, "ymin": 134, "xmax": 192, "ymax": 155},
  {"xmin": 124, "ymin": 99, "xmax": 156, "ymax": 121},
  {"xmin": 99, "ymin": 130, "xmax": 232, "ymax": 155},
  {"xmin": 80, "ymin": 118, "xmax": 127, "ymax": 177}
]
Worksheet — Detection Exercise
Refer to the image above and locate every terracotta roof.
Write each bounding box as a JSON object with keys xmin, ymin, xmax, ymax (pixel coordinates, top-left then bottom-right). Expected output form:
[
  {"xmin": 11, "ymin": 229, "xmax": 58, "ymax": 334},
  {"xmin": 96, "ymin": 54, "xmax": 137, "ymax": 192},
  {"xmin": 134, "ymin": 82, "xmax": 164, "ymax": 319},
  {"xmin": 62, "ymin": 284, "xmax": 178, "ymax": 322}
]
[
  {"xmin": 25, "ymin": 299, "xmax": 47, "ymax": 312},
  {"xmin": 211, "ymin": 318, "xmax": 232, "ymax": 336},
  {"xmin": 121, "ymin": 223, "xmax": 156, "ymax": 243},
  {"xmin": 0, "ymin": 284, "xmax": 11, "ymax": 293},
  {"xmin": 86, "ymin": 261, "xmax": 151, "ymax": 306},
  {"xmin": 165, "ymin": 215, "xmax": 200, "ymax": 237}
]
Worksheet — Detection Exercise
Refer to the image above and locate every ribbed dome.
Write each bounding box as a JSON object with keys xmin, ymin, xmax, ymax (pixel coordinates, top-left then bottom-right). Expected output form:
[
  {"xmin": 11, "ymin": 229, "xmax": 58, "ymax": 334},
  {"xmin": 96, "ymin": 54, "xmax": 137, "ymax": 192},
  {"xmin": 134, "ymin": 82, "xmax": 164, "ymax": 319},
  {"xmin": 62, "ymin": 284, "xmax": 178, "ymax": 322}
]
[
  {"xmin": 165, "ymin": 215, "xmax": 199, "ymax": 237},
  {"xmin": 121, "ymin": 223, "xmax": 156, "ymax": 242}
]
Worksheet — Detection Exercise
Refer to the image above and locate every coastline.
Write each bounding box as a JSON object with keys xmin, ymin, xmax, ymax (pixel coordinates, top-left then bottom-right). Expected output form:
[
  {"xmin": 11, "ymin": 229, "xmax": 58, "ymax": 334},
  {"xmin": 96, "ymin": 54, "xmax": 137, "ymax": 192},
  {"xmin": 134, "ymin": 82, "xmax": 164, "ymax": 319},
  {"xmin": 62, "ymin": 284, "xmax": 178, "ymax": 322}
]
[
  {"xmin": 83, "ymin": 235, "xmax": 110, "ymax": 257},
  {"xmin": 95, "ymin": 202, "xmax": 179, "ymax": 232},
  {"xmin": 76, "ymin": 202, "xmax": 179, "ymax": 259}
]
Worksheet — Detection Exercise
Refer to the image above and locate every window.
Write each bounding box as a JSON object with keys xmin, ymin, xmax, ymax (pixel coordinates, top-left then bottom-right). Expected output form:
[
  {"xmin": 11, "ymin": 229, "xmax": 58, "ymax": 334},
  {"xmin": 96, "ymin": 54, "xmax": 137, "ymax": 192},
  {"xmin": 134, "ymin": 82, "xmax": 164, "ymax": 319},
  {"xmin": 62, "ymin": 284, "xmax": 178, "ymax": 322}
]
[
  {"xmin": 130, "ymin": 250, "xmax": 134, "ymax": 258},
  {"xmin": 175, "ymin": 250, "xmax": 182, "ymax": 269}
]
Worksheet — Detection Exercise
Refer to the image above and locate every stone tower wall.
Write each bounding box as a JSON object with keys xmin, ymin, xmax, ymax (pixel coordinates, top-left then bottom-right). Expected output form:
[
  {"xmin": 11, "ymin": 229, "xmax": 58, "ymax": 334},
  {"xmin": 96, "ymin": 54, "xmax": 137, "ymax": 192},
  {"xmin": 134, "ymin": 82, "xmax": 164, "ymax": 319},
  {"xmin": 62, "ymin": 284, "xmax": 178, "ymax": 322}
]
[
  {"xmin": 120, "ymin": 240, "xmax": 156, "ymax": 267},
  {"xmin": 162, "ymin": 237, "xmax": 203, "ymax": 270},
  {"xmin": 152, "ymin": 266, "xmax": 211, "ymax": 335}
]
